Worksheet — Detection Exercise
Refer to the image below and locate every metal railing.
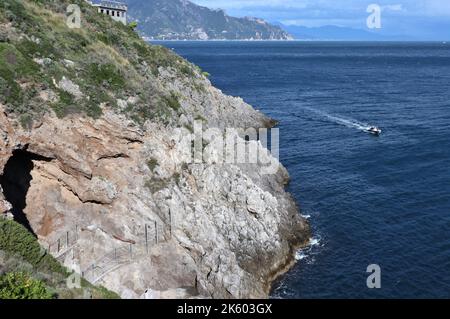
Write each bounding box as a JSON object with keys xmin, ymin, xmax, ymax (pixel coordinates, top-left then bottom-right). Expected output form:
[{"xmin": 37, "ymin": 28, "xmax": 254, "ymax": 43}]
[
  {"xmin": 44, "ymin": 216, "xmax": 170, "ymax": 284},
  {"xmin": 44, "ymin": 220, "xmax": 165, "ymax": 283},
  {"xmin": 46, "ymin": 226, "xmax": 80, "ymax": 261},
  {"xmin": 81, "ymin": 221, "xmax": 163, "ymax": 283}
]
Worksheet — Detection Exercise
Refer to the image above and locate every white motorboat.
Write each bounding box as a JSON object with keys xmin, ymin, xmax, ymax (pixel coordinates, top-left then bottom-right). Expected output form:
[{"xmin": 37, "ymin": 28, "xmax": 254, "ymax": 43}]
[{"xmin": 366, "ymin": 126, "xmax": 382, "ymax": 136}]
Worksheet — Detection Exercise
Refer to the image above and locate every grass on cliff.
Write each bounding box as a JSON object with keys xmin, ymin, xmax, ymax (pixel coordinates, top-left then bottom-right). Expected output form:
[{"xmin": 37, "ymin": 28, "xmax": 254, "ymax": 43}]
[
  {"xmin": 0, "ymin": 0, "xmax": 204, "ymax": 127},
  {"xmin": 0, "ymin": 218, "xmax": 119, "ymax": 299},
  {"xmin": 0, "ymin": 42, "xmax": 45, "ymax": 112}
]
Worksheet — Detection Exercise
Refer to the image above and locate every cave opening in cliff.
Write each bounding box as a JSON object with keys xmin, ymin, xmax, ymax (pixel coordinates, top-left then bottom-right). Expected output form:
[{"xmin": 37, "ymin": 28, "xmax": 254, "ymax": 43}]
[{"xmin": 0, "ymin": 149, "xmax": 51, "ymax": 237}]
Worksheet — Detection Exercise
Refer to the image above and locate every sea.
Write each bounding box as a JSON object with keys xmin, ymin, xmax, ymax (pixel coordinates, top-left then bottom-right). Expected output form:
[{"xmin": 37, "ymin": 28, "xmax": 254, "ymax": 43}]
[{"xmin": 155, "ymin": 41, "xmax": 450, "ymax": 298}]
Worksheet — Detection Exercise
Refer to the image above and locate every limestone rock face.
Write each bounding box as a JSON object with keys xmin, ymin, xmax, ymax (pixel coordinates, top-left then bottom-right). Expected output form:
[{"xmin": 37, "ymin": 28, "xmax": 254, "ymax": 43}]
[
  {"xmin": 0, "ymin": 76, "xmax": 309, "ymax": 299},
  {"xmin": 0, "ymin": 185, "xmax": 12, "ymax": 217}
]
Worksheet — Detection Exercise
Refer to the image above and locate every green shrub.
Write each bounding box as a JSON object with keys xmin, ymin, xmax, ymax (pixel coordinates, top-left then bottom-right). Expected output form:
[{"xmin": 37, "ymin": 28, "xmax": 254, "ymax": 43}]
[
  {"xmin": 19, "ymin": 113, "xmax": 33, "ymax": 129},
  {"xmin": 147, "ymin": 158, "xmax": 158, "ymax": 172},
  {"xmin": 1, "ymin": 0, "xmax": 30, "ymax": 25},
  {"xmin": 51, "ymin": 90, "xmax": 76, "ymax": 118},
  {"xmin": 163, "ymin": 92, "xmax": 181, "ymax": 112},
  {"xmin": 0, "ymin": 272, "xmax": 54, "ymax": 299},
  {"xmin": 64, "ymin": 31, "xmax": 91, "ymax": 52},
  {"xmin": 0, "ymin": 74, "xmax": 22, "ymax": 106},
  {"xmin": 16, "ymin": 38, "xmax": 59, "ymax": 59},
  {"xmin": 183, "ymin": 123, "xmax": 193, "ymax": 134},
  {"xmin": 179, "ymin": 64, "xmax": 195, "ymax": 77},
  {"xmin": 145, "ymin": 178, "xmax": 170, "ymax": 194},
  {"xmin": 90, "ymin": 285, "xmax": 121, "ymax": 299},
  {"xmin": 97, "ymin": 32, "xmax": 121, "ymax": 47},
  {"xmin": 128, "ymin": 21, "xmax": 138, "ymax": 31},
  {"xmin": 173, "ymin": 172, "xmax": 181, "ymax": 186},
  {"xmin": 0, "ymin": 219, "xmax": 120, "ymax": 299},
  {"xmin": 132, "ymin": 42, "xmax": 190, "ymax": 77},
  {"xmin": 195, "ymin": 114, "xmax": 207, "ymax": 123},
  {"xmin": 86, "ymin": 63, "xmax": 125, "ymax": 90},
  {"xmin": 0, "ymin": 43, "xmax": 40, "ymax": 107},
  {"xmin": 0, "ymin": 219, "xmax": 66, "ymax": 275},
  {"xmin": 82, "ymin": 95, "xmax": 104, "ymax": 119}
]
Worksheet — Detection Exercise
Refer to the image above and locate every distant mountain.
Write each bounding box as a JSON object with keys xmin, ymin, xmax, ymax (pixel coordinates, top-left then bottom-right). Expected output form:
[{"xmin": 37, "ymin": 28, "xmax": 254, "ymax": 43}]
[
  {"xmin": 124, "ymin": 0, "xmax": 293, "ymax": 40},
  {"xmin": 277, "ymin": 24, "xmax": 411, "ymax": 41}
]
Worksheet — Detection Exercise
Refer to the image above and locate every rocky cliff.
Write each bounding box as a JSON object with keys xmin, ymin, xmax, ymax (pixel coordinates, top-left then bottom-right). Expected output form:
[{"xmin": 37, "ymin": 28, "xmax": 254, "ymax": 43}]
[
  {"xmin": 0, "ymin": 0, "xmax": 309, "ymax": 298},
  {"xmin": 125, "ymin": 0, "xmax": 293, "ymax": 41}
]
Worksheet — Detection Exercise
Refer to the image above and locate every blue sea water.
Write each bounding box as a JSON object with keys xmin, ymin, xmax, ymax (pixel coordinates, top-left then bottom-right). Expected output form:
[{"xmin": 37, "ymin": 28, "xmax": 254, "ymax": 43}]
[{"xmin": 156, "ymin": 41, "xmax": 450, "ymax": 298}]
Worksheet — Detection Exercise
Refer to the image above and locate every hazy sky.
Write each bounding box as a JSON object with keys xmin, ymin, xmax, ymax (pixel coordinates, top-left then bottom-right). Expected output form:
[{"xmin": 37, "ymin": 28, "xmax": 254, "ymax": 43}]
[{"xmin": 191, "ymin": 0, "xmax": 450, "ymax": 39}]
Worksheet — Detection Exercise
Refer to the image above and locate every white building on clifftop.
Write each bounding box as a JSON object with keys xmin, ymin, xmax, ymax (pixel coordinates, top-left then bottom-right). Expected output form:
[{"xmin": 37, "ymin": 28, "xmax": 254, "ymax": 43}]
[{"xmin": 87, "ymin": 1, "xmax": 128, "ymax": 25}]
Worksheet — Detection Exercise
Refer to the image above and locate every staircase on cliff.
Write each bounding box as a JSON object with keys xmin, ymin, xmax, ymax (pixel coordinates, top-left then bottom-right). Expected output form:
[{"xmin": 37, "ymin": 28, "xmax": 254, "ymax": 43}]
[{"xmin": 45, "ymin": 219, "xmax": 169, "ymax": 284}]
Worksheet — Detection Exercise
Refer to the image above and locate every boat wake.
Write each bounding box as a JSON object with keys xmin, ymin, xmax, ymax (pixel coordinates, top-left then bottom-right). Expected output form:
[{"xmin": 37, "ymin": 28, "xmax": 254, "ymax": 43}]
[{"xmin": 296, "ymin": 107, "xmax": 374, "ymax": 133}]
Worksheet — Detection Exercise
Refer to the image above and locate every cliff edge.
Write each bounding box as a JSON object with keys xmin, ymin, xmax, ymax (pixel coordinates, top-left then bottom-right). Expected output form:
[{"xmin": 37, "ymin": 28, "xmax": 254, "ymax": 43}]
[{"xmin": 0, "ymin": 0, "xmax": 309, "ymax": 298}]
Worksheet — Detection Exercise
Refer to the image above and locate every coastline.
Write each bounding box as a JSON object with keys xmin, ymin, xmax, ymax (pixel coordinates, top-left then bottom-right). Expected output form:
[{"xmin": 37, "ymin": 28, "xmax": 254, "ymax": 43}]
[
  {"xmin": 253, "ymin": 117, "xmax": 311, "ymax": 297},
  {"xmin": 264, "ymin": 237, "xmax": 311, "ymax": 297},
  {"xmin": 145, "ymin": 37, "xmax": 295, "ymax": 42}
]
